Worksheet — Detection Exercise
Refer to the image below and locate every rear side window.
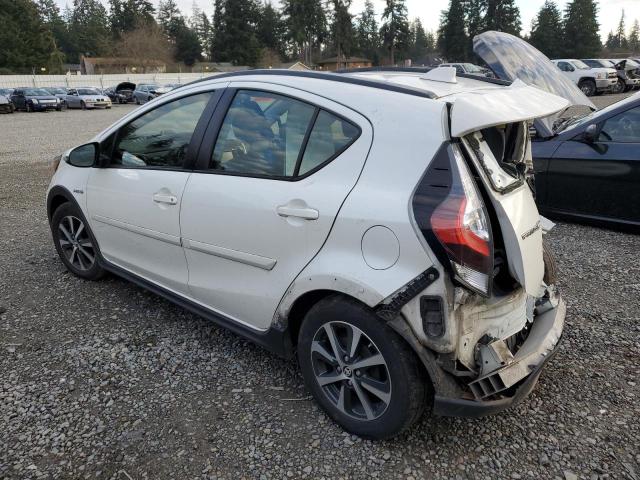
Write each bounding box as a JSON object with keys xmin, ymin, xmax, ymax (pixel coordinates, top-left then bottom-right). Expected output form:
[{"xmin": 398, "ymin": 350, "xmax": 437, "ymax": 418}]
[
  {"xmin": 298, "ymin": 111, "xmax": 360, "ymax": 175},
  {"xmin": 209, "ymin": 89, "xmax": 360, "ymax": 179}
]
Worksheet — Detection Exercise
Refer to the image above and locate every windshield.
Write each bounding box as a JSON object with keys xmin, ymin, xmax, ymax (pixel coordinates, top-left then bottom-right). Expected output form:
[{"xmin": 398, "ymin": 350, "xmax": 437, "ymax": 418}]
[
  {"xmin": 25, "ymin": 89, "xmax": 51, "ymax": 96},
  {"xmin": 571, "ymin": 60, "xmax": 591, "ymax": 70},
  {"xmin": 584, "ymin": 59, "xmax": 609, "ymax": 68},
  {"xmin": 0, "ymin": 89, "xmax": 12, "ymax": 95},
  {"xmin": 463, "ymin": 63, "xmax": 483, "ymax": 73},
  {"xmin": 48, "ymin": 88, "xmax": 67, "ymax": 94},
  {"xmin": 78, "ymin": 88, "xmax": 100, "ymax": 95},
  {"xmin": 626, "ymin": 59, "xmax": 640, "ymax": 68}
]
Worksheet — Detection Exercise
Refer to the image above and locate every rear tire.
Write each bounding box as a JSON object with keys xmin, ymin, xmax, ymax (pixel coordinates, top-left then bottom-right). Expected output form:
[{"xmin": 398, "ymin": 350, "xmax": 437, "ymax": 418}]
[
  {"xmin": 80, "ymin": 101, "xmax": 86, "ymax": 110},
  {"xmin": 578, "ymin": 79, "xmax": 596, "ymax": 97},
  {"xmin": 297, "ymin": 295, "xmax": 429, "ymax": 439},
  {"xmin": 51, "ymin": 202, "xmax": 105, "ymax": 281}
]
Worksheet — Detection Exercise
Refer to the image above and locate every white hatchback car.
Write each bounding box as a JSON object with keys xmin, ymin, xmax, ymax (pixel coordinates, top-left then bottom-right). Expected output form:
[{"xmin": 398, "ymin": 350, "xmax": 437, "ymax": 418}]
[{"xmin": 48, "ymin": 33, "xmax": 571, "ymax": 439}]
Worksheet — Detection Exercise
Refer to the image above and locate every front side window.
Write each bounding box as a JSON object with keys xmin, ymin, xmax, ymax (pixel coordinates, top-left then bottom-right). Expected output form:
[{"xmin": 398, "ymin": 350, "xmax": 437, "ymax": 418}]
[
  {"xmin": 209, "ymin": 90, "xmax": 360, "ymax": 178},
  {"xmin": 109, "ymin": 92, "xmax": 212, "ymax": 168},
  {"xmin": 599, "ymin": 106, "xmax": 640, "ymax": 143}
]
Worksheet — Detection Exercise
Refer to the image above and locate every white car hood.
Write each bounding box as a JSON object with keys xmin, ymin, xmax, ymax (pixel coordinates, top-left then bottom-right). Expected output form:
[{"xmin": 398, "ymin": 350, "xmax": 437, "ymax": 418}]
[
  {"xmin": 446, "ymin": 79, "xmax": 569, "ymax": 137},
  {"xmin": 590, "ymin": 67, "xmax": 615, "ymax": 74}
]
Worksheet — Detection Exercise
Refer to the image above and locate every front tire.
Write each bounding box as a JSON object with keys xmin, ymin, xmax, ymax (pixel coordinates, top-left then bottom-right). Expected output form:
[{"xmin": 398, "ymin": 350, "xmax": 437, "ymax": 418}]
[
  {"xmin": 51, "ymin": 202, "xmax": 105, "ymax": 280},
  {"xmin": 80, "ymin": 101, "xmax": 86, "ymax": 110},
  {"xmin": 578, "ymin": 79, "xmax": 596, "ymax": 97},
  {"xmin": 298, "ymin": 295, "xmax": 429, "ymax": 439}
]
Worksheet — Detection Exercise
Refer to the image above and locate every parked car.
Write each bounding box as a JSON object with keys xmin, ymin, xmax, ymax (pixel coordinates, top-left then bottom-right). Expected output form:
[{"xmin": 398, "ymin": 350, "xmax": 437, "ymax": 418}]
[
  {"xmin": 132, "ymin": 84, "xmax": 160, "ymax": 104},
  {"xmin": 582, "ymin": 59, "xmax": 640, "ymax": 94},
  {"xmin": 437, "ymin": 62, "xmax": 492, "ymax": 77},
  {"xmin": 10, "ymin": 87, "xmax": 62, "ymax": 112},
  {"xmin": 104, "ymin": 85, "xmax": 129, "ymax": 104},
  {"xmin": 154, "ymin": 83, "xmax": 180, "ymax": 95},
  {"xmin": 0, "ymin": 94, "xmax": 15, "ymax": 113},
  {"xmin": 532, "ymin": 92, "xmax": 640, "ymax": 231},
  {"xmin": 44, "ymin": 87, "xmax": 69, "ymax": 110},
  {"xmin": 65, "ymin": 87, "xmax": 112, "ymax": 109},
  {"xmin": 47, "ymin": 32, "xmax": 567, "ymax": 439},
  {"xmin": 551, "ymin": 59, "xmax": 617, "ymax": 96},
  {"xmin": 0, "ymin": 88, "xmax": 14, "ymax": 97}
]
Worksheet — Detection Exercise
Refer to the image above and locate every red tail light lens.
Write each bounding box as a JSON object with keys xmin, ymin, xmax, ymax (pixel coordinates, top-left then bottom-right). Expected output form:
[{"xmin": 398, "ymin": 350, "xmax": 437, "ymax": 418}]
[{"xmin": 412, "ymin": 144, "xmax": 493, "ymax": 296}]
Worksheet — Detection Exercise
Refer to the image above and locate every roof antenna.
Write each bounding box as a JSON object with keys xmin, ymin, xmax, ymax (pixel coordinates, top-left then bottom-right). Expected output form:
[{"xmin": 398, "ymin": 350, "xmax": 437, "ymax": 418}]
[{"xmin": 421, "ymin": 67, "xmax": 457, "ymax": 84}]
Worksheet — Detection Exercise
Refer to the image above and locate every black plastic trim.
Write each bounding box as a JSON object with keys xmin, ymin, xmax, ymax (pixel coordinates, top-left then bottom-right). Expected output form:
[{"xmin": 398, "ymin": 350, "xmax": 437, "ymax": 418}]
[
  {"xmin": 376, "ymin": 267, "xmax": 439, "ymax": 321},
  {"xmin": 181, "ymin": 69, "xmax": 436, "ymax": 99},
  {"xmin": 47, "ymin": 185, "xmax": 80, "ymax": 221}
]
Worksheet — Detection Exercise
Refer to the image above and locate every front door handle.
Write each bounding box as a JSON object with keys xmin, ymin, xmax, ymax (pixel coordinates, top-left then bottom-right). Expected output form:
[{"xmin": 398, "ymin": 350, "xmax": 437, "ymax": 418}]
[
  {"xmin": 153, "ymin": 192, "xmax": 178, "ymax": 205},
  {"xmin": 276, "ymin": 204, "xmax": 319, "ymax": 220}
]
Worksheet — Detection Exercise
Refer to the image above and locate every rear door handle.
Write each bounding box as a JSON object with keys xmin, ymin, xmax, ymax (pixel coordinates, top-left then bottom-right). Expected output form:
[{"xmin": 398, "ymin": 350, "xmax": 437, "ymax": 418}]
[
  {"xmin": 276, "ymin": 205, "xmax": 319, "ymax": 220},
  {"xmin": 153, "ymin": 193, "xmax": 178, "ymax": 205}
]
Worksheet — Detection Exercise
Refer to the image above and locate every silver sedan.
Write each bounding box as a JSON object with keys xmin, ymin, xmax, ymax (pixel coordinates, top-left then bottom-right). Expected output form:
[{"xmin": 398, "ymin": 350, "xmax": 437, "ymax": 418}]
[{"xmin": 65, "ymin": 88, "xmax": 112, "ymax": 110}]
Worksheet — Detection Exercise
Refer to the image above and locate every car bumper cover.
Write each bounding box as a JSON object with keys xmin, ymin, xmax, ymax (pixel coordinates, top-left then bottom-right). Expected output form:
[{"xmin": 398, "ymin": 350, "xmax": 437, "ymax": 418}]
[{"xmin": 433, "ymin": 294, "xmax": 565, "ymax": 418}]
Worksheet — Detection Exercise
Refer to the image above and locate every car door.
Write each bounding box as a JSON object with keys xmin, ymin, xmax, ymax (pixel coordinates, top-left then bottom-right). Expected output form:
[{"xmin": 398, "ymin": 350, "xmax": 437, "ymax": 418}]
[
  {"xmin": 180, "ymin": 85, "xmax": 372, "ymax": 329},
  {"xmin": 545, "ymin": 106, "xmax": 640, "ymax": 223},
  {"xmin": 11, "ymin": 90, "xmax": 25, "ymax": 109},
  {"xmin": 86, "ymin": 89, "xmax": 222, "ymax": 293},
  {"xmin": 66, "ymin": 89, "xmax": 79, "ymax": 108}
]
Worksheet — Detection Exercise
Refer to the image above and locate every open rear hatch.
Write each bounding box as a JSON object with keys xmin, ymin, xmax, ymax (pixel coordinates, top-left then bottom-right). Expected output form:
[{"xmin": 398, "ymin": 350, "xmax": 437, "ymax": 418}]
[{"xmin": 443, "ymin": 32, "xmax": 580, "ymax": 296}]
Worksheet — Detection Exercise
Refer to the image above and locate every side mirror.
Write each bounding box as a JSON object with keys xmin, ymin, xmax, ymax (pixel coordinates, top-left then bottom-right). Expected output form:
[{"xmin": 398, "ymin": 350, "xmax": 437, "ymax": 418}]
[
  {"xmin": 583, "ymin": 124, "xmax": 598, "ymax": 143},
  {"xmin": 67, "ymin": 143, "xmax": 98, "ymax": 168}
]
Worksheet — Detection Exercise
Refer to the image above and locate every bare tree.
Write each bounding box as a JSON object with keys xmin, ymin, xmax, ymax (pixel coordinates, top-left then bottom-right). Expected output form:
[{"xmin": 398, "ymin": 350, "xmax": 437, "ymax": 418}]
[{"xmin": 114, "ymin": 23, "xmax": 174, "ymax": 71}]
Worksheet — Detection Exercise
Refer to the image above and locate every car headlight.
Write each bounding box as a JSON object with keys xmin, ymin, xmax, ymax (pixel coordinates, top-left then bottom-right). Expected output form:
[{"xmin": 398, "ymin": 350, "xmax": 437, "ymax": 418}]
[
  {"xmin": 595, "ymin": 73, "xmax": 604, "ymax": 79},
  {"xmin": 31, "ymin": 99, "xmax": 39, "ymax": 104}
]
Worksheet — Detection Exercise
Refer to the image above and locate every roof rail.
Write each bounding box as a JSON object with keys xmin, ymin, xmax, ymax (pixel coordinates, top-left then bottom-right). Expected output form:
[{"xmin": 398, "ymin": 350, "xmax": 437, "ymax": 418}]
[
  {"xmin": 181, "ymin": 69, "xmax": 437, "ymax": 99},
  {"xmin": 334, "ymin": 66, "xmax": 512, "ymax": 86}
]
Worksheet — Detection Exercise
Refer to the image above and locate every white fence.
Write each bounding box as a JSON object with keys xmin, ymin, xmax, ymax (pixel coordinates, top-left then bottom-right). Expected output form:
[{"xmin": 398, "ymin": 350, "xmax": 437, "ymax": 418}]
[{"xmin": 0, "ymin": 73, "xmax": 223, "ymax": 89}]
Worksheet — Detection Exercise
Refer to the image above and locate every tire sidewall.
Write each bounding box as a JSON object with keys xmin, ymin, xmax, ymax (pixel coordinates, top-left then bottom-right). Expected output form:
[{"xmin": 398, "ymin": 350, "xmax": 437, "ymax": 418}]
[
  {"xmin": 298, "ymin": 297, "xmax": 425, "ymax": 439},
  {"xmin": 51, "ymin": 201, "xmax": 104, "ymax": 280}
]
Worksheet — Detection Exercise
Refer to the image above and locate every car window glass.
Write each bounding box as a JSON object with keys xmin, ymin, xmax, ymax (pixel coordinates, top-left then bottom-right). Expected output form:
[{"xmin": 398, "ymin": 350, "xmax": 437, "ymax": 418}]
[
  {"xmin": 600, "ymin": 106, "xmax": 640, "ymax": 143},
  {"xmin": 210, "ymin": 90, "xmax": 316, "ymax": 177},
  {"xmin": 109, "ymin": 92, "xmax": 212, "ymax": 169},
  {"xmin": 298, "ymin": 111, "xmax": 360, "ymax": 176}
]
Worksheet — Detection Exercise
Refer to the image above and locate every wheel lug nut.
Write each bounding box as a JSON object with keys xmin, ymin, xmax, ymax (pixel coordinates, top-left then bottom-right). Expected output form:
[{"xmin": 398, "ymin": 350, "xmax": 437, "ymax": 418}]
[
  {"xmin": 355, "ymin": 370, "xmax": 361, "ymax": 376},
  {"xmin": 343, "ymin": 355, "xmax": 349, "ymax": 362},
  {"xmin": 347, "ymin": 380, "xmax": 352, "ymax": 386},
  {"xmin": 336, "ymin": 367, "xmax": 342, "ymax": 373}
]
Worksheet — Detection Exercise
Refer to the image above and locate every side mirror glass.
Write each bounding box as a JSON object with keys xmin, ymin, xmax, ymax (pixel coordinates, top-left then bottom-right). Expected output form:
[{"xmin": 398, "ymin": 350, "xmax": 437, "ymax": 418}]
[
  {"xmin": 68, "ymin": 143, "xmax": 98, "ymax": 167},
  {"xmin": 584, "ymin": 124, "xmax": 598, "ymax": 143}
]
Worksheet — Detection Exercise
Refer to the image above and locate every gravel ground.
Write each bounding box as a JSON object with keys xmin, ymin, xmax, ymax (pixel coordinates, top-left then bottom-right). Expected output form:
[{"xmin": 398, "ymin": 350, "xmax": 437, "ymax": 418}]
[{"xmin": 1, "ymin": 97, "xmax": 639, "ymax": 480}]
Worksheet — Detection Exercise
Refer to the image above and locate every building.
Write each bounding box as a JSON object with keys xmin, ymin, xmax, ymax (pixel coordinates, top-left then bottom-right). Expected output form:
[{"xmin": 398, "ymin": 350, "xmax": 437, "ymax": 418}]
[
  {"xmin": 81, "ymin": 57, "xmax": 167, "ymax": 75},
  {"xmin": 316, "ymin": 56, "xmax": 372, "ymax": 71},
  {"xmin": 277, "ymin": 61, "xmax": 312, "ymax": 71}
]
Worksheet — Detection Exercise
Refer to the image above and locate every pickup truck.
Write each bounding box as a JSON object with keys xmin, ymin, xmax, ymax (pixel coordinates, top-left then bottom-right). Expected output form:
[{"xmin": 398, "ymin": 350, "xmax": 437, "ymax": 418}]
[{"xmin": 551, "ymin": 59, "xmax": 617, "ymax": 96}]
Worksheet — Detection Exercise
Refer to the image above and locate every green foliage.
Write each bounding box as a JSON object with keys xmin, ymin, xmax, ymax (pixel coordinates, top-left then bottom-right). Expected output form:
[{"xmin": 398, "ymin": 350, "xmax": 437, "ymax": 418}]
[
  {"xmin": 380, "ymin": 0, "xmax": 410, "ymax": 64},
  {"xmin": 409, "ymin": 18, "xmax": 434, "ymax": 64},
  {"xmin": 210, "ymin": 0, "xmax": 261, "ymax": 66},
  {"xmin": 281, "ymin": 0, "xmax": 327, "ymax": 64},
  {"xmin": 464, "ymin": 0, "xmax": 486, "ymax": 58},
  {"xmin": 256, "ymin": 2, "xmax": 286, "ymax": 57},
  {"xmin": 563, "ymin": 0, "xmax": 601, "ymax": 57},
  {"xmin": 330, "ymin": 0, "xmax": 355, "ymax": 60},
  {"xmin": 484, "ymin": 0, "xmax": 521, "ymax": 36},
  {"xmin": 438, "ymin": 0, "xmax": 468, "ymax": 61},
  {"xmin": 355, "ymin": 0, "xmax": 379, "ymax": 64},
  {"xmin": 0, "ymin": 0, "xmax": 57, "ymax": 73},
  {"xmin": 159, "ymin": 0, "xmax": 202, "ymax": 66},
  {"xmin": 109, "ymin": 0, "xmax": 156, "ymax": 38},
  {"xmin": 629, "ymin": 20, "xmax": 640, "ymax": 53},
  {"xmin": 69, "ymin": 0, "xmax": 112, "ymax": 60},
  {"xmin": 529, "ymin": 0, "xmax": 564, "ymax": 59}
]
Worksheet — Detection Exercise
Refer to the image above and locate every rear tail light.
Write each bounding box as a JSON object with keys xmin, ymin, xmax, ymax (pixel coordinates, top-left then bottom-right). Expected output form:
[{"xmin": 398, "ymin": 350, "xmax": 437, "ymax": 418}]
[{"xmin": 412, "ymin": 143, "xmax": 493, "ymax": 296}]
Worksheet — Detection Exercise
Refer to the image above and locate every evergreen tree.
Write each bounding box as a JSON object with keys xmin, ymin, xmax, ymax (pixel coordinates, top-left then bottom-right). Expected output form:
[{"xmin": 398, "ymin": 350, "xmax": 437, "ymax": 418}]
[
  {"xmin": 210, "ymin": 0, "xmax": 261, "ymax": 66},
  {"xmin": 464, "ymin": 0, "xmax": 486, "ymax": 58},
  {"xmin": 330, "ymin": 0, "xmax": 355, "ymax": 64},
  {"xmin": 70, "ymin": 0, "xmax": 112, "ymax": 61},
  {"xmin": 563, "ymin": 0, "xmax": 601, "ymax": 58},
  {"xmin": 355, "ymin": 0, "xmax": 379, "ymax": 64},
  {"xmin": 438, "ymin": 0, "xmax": 468, "ymax": 61},
  {"xmin": 0, "ymin": 0, "xmax": 57, "ymax": 73},
  {"xmin": 110, "ymin": 0, "xmax": 156, "ymax": 38},
  {"xmin": 158, "ymin": 0, "xmax": 201, "ymax": 65},
  {"xmin": 380, "ymin": 0, "xmax": 410, "ymax": 64},
  {"xmin": 484, "ymin": 0, "xmax": 521, "ymax": 36},
  {"xmin": 615, "ymin": 10, "xmax": 628, "ymax": 49},
  {"xmin": 409, "ymin": 18, "xmax": 431, "ymax": 63},
  {"xmin": 38, "ymin": 0, "xmax": 71, "ymax": 68},
  {"xmin": 256, "ymin": 2, "xmax": 285, "ymax": 57},
  {"xmin": 629, "ymin": 20, "xmax": 640, "ymax": 53},
  {"xmin": 529, "ymin": 0, "xmax": 563, "ymax": 58},
  {"xmin": 281, "ymin": 0, "xmax": 327, "ymax": 64},
  {"xmin": 190, "ymin": 4, "xmax": 212, "ymax": 59},
  {"xmin": 604, "ymin": 31, "xmax": 617, "ymax": 51}
]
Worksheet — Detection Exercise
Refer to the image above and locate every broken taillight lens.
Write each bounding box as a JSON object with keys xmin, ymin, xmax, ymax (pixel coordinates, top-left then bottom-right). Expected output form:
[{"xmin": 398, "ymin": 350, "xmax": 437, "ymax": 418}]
[{"xmin": 412, "ymin": 143, "xmax": 493, "ymax": 296}]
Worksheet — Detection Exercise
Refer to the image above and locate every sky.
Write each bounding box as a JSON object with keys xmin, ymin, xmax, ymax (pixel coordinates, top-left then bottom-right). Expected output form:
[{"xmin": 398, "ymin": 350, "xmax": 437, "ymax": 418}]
[{"xmin": 54, "ymin": 0, "xmax": 639, "ymax": 41}]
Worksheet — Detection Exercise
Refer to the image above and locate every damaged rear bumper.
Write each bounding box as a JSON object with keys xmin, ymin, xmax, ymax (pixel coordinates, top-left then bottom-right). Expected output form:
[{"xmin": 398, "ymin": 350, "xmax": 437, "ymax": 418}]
[{"xmin": 433, "ymin": 295, "xmax": 565, "ymax": 418}]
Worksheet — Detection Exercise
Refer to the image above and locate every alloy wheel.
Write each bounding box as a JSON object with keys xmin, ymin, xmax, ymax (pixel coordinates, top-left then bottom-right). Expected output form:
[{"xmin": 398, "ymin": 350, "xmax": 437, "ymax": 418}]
[
  {"xmin": 310, "ymin": 321, "xmax": 392, "ymax": 421},
  {"xmin": 58, "ymin": 215, "xmax": 95, "ymax": 271}
]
